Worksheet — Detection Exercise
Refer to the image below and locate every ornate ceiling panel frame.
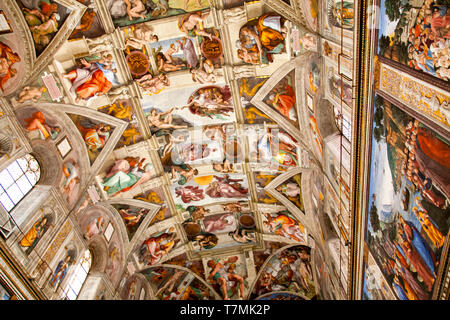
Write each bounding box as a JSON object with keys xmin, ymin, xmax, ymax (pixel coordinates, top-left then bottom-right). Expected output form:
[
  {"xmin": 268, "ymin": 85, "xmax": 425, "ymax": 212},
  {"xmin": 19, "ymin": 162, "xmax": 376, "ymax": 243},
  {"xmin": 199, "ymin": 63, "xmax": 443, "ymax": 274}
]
[
  {"xmin": 8, "ymin": 0, "xmax": 87, "ymax": 88},
  {"xmin": 22, "ymin": 103, "xmax": 129, "ymax": 180},
  {"xmin": 250, "ymin": 56, "xmax": 305, "ymax": 142},
  {"xmin": 245, "ymin": 243, "xmax": 313, "ymax": 299},
  {"xmin": 100, "ymin": 199, "xmax": 164, "ymax": 255},
  {"xmin": 264, "ymin": 167, "xmax": 313, "ymax": 230}
]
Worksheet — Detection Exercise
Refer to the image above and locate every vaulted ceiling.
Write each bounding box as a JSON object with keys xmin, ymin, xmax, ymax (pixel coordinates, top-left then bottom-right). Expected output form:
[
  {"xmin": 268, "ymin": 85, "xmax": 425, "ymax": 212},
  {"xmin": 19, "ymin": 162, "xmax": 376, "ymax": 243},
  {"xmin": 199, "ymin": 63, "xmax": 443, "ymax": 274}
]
[{"xmin": 0, "ymin": 0, "xmax": 369, "ymax": 301}]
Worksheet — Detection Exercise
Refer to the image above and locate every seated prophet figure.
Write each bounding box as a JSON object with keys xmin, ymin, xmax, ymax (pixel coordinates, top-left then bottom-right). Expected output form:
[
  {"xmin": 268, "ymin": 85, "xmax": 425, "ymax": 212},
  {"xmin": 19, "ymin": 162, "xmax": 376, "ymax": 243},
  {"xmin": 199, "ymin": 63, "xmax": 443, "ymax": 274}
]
[
  {"xmin": 207, "ymin": 256, "xmax": 246, "ymax": 300},
  {"xmin": 0, "ymin": 41, "xmax": 21, "ymax": 93},
  {"xmin": 77, "ymin": 122, "xmax": 111, "ymax": 152},
  {"xmin": 237, "ymin": 13, "xmax": 286, "ymax": 65},
  {"xmin": 138, "ymin": 229, "xmax": 176, "ymax": 266},
  {"xmin": 63, "ymin": 58, "xmax": 113, "ymax": 103},
  {"xmin": 30, "ymin": 13, "xmax": 60, "ymax": 48},
  {"xmin": 102, "ymin": 158, "xmax": 153, "ymax": 196},
  {"xmin": 265, "ymin": 78, "xmax": 296, "ymax": 121}
]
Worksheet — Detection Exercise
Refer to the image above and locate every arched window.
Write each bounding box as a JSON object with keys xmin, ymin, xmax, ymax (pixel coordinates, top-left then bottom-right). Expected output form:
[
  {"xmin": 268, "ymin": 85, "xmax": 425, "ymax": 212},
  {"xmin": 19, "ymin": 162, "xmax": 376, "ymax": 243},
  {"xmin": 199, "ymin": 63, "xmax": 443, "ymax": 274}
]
[
  {"xmin": 61, "ymin": 249, "xmax": 92, "ymax": 300},
  {"xmin": 0, "ymin": 154, "xmax": 40, "ymax": 212}
]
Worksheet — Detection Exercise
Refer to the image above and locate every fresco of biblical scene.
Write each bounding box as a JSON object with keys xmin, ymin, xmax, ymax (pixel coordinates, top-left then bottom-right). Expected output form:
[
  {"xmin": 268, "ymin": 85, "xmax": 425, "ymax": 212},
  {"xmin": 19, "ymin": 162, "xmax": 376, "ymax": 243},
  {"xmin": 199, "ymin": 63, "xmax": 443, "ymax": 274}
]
[
  {"xmin": 327, "ymin": 66, "xmax": 353, "ymax": 108},
  {"xmin": 191, "ymin": 17, "xmax": 223, "ymax": 66},
  {"xmin": 111, "ymin": 204, "xmax": 150, "ymax": 240},
  {"xmin": 133, "ymin": 188, "xmax": 172, "ymax": 226},
  {"xmin": 164, "ymin": 253, "xmax": 205, "ymax": 279},
  {"xmin": 142, "ymin": 83, "xmax": 236, "ymax": 135},
  {"xmin": 299, "ymin": 0, "xmax": 319, "ymax": 31},
  {"xmin": 100, "ymin": 156, "xmax": 154, "ymax": 197},
  {"xmin": 161, "ymin": 140, "xmax": 221, "ymax": 186},
  {"xmin": 262, "ymin": 209, "xmax": 307, "ymax": 242},
  {"xmin": 276, "ymin": 173, "xmax": 305, "ymax": 212},
  {"xmin": 62, "ymin": 52, "xmax": 119, "ymax": 104},
  {"xmin": 254, "ymin": 173, "xmax": 282, "ymax": 204},
  {"xmin": 97, "ymin": 100, "xmax": 144, "ymax": 149},
  {"xmin": 136, "ymin": 226, "xmax": 180, "ymax": 266},
  {"xmin": 312, "ymin": 244, "xmax": 335, "ymax": 300},
  {"xmin": 366, "ymin": 93, "xmax": 450, "ymax": 300},
  {"xmin": 263, "ymin": 71, "xmax": 298, "ymax": 126},
  {"xmin": 150, "ymin": 36, "xmax": 198, "ymax": 74},
  {"xmin": 253, "ymin": 241, "xmax": 288, "ymax": 274},
  {"xmin": 308, "ymin": 111, "xmax": 324, "ymax": 160},
  {"xmin": 107, "ymin": 0, "xmax": 210, "ymax": 27},
  {"xmin": 205, "ymin": 254, "xmax": 248, "ymax": 300},
  {"xmin": 327, "ymin": 0, "xmax": 354, "ymax": 30},
  {"xmin": 17, "ymin": 0, "xmax": 71, "ymax": 56},
  {"xmin": 236, "ymin": 13, "xmax": 287, "ymax": 65},
  {"xmin": 377, "ymin": 0, "xmax": 449, "ymax": 82},
  {"xmin": 81, "ymin": 213, "xmax": 108, "ymax": 241},
  {"xmin": 69, "ymin": 0, "xmax": 105, "ymax": 40},
  {"xmin": 228, "ymin": 211, "xmax": 257, "ymax": 245},
  {"xmin": 69, "ymin": 114, "xmax": 113, "ymax": 165},
  {"xmin": 172, "ymin": 173, "xmax": 249, "ymax": 207},
  {"xmin": 158, "ymin": 126, "xmax": 240, "ymax": 185},
  {"xmin": 247, "ymin": 126, "xmax": 300, "ymax": 170},
  {"xmin": 243, "ymin": 104, "xmax": 275, "ymax": 125},
  {"xmin": 238, "ymin": 76, "xmax": 274, "ymax": 124},
  {"xmin": 121, "ymin": 274, "xmax": 146, "ymax": 300},
  {"xmin": 239, "ymin": 77, "xmax": 268, "ymax": 103},
  {"xmin": 182, "ymin": 202, "xmax": 256, "ymax": 251},
  {"xmin": 250, "ymin": 245, "xmax": 316, "ymax": 299},
  {"xmin": 362, "ymin": 249, "xmax": 397, "ymax": 300},
  {"xmin": 19, "ymin": 213, "xmax": 54, "ymax": 255},
  {"xmin": 0, "ymin": 40, "xmax": 22, "ymax": 95},
  {"xmin": 141, "ymin": 266, "xmax": 214, "ymax": 300}
]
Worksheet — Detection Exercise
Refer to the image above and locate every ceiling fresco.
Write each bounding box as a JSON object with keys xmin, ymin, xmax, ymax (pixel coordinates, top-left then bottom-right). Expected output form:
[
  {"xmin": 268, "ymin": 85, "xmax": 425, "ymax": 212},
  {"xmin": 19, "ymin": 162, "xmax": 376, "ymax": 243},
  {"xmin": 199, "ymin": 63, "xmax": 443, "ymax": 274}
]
[
  {"xmin": 0, "ymin": 0, "xmax": 355, "ymax": 301},
  {"xmin": 1, "ymin": 0, "xmax": 447, "ymax": 302}
]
